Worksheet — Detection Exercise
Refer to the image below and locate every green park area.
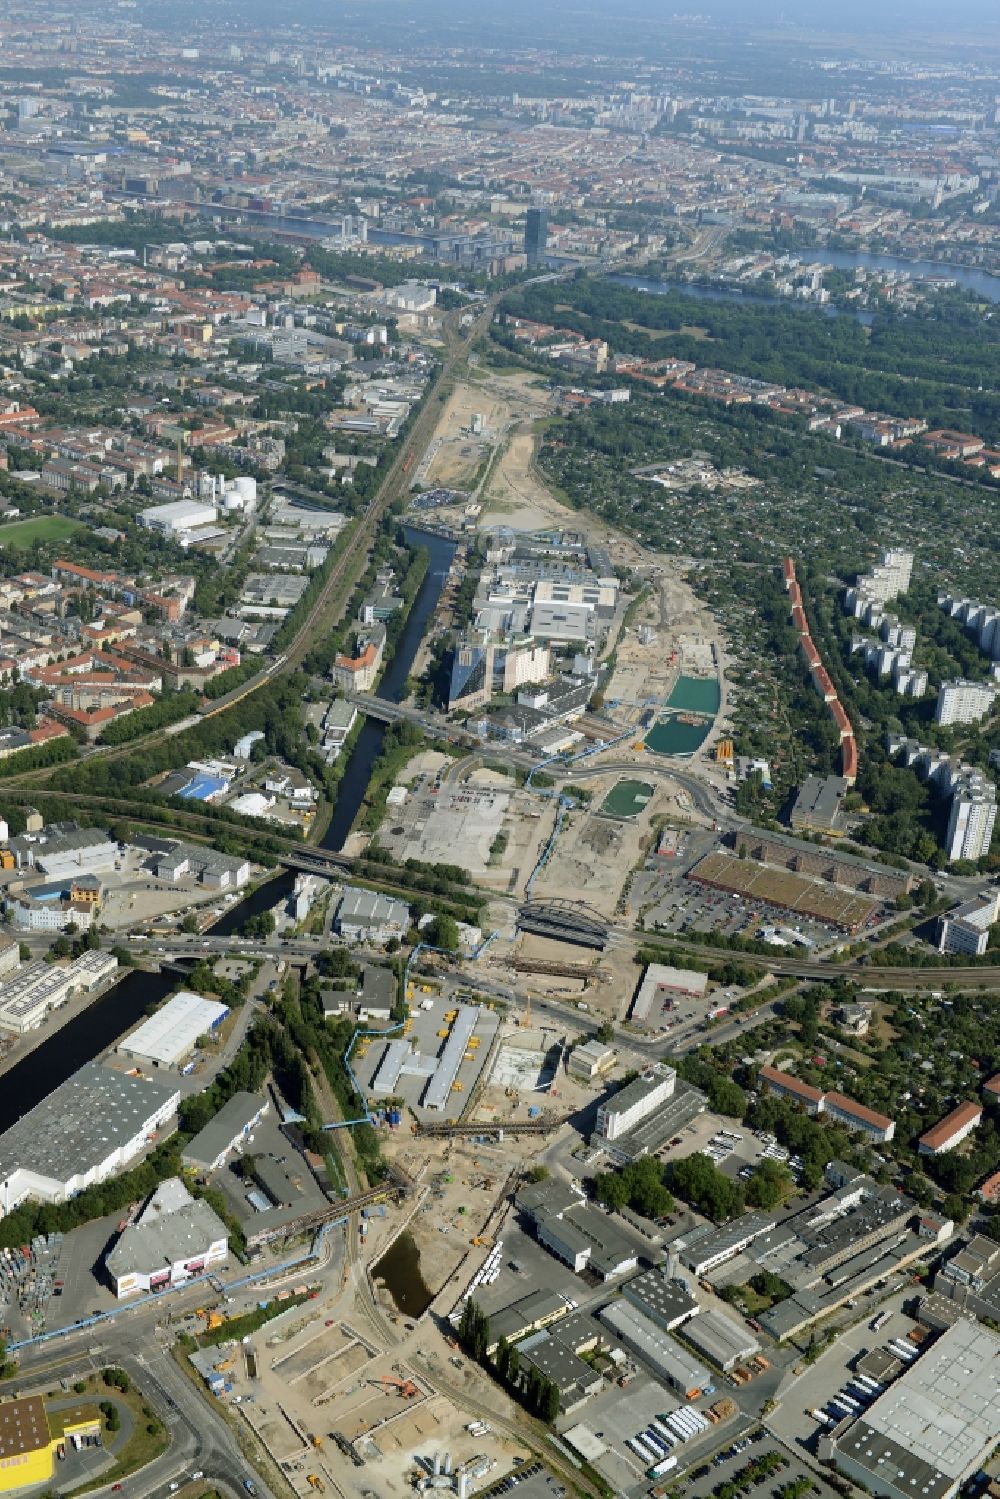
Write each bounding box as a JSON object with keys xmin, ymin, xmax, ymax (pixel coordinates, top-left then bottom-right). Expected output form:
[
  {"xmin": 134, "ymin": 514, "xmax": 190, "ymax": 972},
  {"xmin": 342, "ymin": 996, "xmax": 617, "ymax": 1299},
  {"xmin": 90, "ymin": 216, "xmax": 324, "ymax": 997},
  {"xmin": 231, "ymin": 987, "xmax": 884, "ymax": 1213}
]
[{"xmin": 0, "ymin": 514, "xmax": 84, "ymax": 547}]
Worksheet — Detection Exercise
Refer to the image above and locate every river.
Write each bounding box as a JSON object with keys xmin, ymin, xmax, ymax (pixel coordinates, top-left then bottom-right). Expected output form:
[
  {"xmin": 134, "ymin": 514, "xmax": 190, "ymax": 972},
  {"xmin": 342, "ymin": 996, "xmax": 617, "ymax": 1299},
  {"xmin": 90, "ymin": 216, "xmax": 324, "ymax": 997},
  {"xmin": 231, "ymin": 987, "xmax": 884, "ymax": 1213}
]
[{"xmin": 609, "ymin": 273, "xmax": 873, "ymax": 323}]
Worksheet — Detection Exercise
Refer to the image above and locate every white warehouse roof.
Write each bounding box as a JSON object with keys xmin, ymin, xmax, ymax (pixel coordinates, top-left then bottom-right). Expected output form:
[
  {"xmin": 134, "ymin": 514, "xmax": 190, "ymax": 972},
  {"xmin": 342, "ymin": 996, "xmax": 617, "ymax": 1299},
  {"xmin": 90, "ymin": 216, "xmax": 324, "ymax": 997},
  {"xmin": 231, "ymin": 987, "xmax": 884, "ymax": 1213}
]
[{"xmin": 119, "ymin": 990, "xmax": 229, "ymax": 1068}]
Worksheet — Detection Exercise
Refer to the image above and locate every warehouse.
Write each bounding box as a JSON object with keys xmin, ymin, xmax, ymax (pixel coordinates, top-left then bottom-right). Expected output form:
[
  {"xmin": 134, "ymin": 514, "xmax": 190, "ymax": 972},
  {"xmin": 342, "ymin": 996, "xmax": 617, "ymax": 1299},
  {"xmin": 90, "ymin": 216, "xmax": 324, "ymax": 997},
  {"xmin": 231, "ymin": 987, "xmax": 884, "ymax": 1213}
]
[
  {"xmin": 106, "ymin": 1177, "xmax": 228, "ymax": 1298},
  {"xmin": 598, "ymin": 1299, "xmax": 714, "ymax": 1398},
  {"xmin": 423, "ymin": 1005, "xmax": 479, "ymax": 1111},
  {"xmin": 630, "ymin": 963, "xmax": 708, "ymax": 1026},
  {"xmin": 118, "ymin": 990, "xmax": 229, "ymax": 1069},
  {"xmin": 831, "ymin": 1321, "xmax": 1000, "ymax": 1499},
  {"xmin": 0, "ymin": 952, "xmax": 118, "ymax": 1035},
  {"xmin": 180, "ymin": 1092, "xmax": 269, "ymax": 1173},
  {"xmin": 138, "ymin": 498, "xmax": 217, "ymax": 536},
  {"xmin": 0, "ymin": 1063, "xmax": 179, "ymax": 1213},
  {"xmin": 622, "ymin": 1266, "xmax": 699, "ymax": 1332},
  {"xmin": 516, "ymin": 1329, "xmax": 604, "ymax": 1414},
  {"xmin": 679, "ymin": 1308, "xmax": 760, "ymax": 1373}
]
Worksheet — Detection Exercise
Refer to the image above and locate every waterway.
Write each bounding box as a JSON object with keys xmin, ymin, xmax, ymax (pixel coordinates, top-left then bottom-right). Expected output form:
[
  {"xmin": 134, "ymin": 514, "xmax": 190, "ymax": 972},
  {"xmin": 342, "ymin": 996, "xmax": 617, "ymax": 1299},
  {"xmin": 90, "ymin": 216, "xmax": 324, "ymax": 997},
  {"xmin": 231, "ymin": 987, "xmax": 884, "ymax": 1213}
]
[
  {"xmin": 213, "ymin": 525, "xmax": 457, "ymax": 940},
  {"xmin": 614, "ymin": 245, "xmax": 1000, "ymax": 311},
  {"xmin": 0, "ymin": 968, "xmax": 175, "ymax": 1132},
  {"xmin": 610, "ymin": 273, "xmax": 874, "ymax": 323},
  {"xmin": 372, "ymin": 1230, "xmax": 434, "ymax": 1318},
  {"xmin": 318, "ymin": 526, "xmax": 457, "ymax": 854}
]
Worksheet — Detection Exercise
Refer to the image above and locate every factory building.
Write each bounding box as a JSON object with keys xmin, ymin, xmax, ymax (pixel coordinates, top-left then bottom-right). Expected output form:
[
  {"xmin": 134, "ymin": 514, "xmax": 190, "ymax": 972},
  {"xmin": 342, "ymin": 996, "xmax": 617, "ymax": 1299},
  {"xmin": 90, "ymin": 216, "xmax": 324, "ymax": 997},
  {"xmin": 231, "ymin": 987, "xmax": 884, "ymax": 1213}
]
[
  {"xmin": 106, "ymin": 1177, "xmax": 228, "ymax": 1298},
  {"xmin": 679, "ymin": 1308, "xmax": 760, "ymax": 1374},
  {"xmin": 118, "ymin": 990, "xmax": 229, "ymax": 1070},
  {"xmin": 180, "ymin": 1092, "xmax": 269, "ymax": 1174},
  {"xmin": 830, "ymin": 1321, "xmax": 1000, "ymax": 1499},
  {"xmin": 0, "ymin": 1063, "xmax": 178, "ymax": 1214},
  {"xmin": 0, "ymin": 951, "xmax": 117, "ymax": 1035},
  {"xmin": 598, "ymin": 1299, "xmax": 714, "ymax": 1399},
  {"xmin": 335, "ymin": 886, "xmax": 410, "ymax": 944}
]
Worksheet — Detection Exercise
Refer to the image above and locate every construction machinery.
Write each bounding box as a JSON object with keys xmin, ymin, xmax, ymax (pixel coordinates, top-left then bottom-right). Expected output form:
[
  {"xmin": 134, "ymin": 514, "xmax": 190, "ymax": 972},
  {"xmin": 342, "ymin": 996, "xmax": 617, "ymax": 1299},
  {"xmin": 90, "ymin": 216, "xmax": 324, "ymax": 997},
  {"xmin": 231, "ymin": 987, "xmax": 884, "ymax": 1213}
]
[
  {"xmin": 307, "ymin": 1478, "xmax": 325, "ymax": 1493},
  {"xmin": 308, "ymin": 1434, "xmax": 322, "ymax": 1449},
  {"xmin": 369, "ymin": 1375, "xmax": 418, "ymax": 1399}
]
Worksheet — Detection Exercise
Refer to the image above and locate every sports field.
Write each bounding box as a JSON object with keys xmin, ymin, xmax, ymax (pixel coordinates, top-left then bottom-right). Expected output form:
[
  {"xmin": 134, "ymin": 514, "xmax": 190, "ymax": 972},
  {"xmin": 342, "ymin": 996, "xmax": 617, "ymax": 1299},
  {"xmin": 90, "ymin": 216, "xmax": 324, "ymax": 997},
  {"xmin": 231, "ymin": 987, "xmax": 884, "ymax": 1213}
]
[
  {"xmin": 0, "ymin": 514, "xmax": 83, "ymax": 547},
  {"xmin": 601, "ymin": 778, "xmax": 655, "ymax": 819},
  {"xmin": 688, "ymin": 850, "xmax": 879, "ymax": 932}
]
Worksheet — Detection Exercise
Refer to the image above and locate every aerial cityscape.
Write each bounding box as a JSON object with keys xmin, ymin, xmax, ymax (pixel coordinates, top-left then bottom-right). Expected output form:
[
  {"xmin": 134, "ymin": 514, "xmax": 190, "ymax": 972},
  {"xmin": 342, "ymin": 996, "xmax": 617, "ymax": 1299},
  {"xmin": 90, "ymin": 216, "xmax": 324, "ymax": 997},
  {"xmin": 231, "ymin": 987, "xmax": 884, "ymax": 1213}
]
[{"xmin": 0, "ymin": 3, "xmax": 995, "ymax": 1499}]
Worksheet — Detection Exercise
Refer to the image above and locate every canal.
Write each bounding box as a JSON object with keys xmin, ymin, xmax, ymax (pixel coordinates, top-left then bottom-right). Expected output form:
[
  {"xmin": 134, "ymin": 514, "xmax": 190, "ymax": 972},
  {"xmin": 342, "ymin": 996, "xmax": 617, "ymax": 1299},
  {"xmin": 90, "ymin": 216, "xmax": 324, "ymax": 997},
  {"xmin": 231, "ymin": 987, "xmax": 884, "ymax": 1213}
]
[
  {"xmin": 213, "ymin": 525, "xmax": 457, "ymax": 937},
  {"xmin": 0, "ymin": 967, "xmax": 176, "ymax": 1133}
]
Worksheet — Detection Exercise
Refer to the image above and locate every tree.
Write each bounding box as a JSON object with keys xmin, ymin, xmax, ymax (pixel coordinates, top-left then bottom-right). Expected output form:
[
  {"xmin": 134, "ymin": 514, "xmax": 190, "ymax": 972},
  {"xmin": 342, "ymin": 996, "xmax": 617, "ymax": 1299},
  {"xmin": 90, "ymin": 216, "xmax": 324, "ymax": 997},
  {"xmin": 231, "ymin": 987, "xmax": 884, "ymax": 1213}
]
[
  {"xmin": 426, "ymin": 913, "xmax": 459, "ymax": 951},
  {"xmin": 595, "ymin": 1020, "xmax": 615, "ymax": 1044},
  {"xmin": 746, "ymin": 1159, "xmax": 793, "ymax": 1210}
]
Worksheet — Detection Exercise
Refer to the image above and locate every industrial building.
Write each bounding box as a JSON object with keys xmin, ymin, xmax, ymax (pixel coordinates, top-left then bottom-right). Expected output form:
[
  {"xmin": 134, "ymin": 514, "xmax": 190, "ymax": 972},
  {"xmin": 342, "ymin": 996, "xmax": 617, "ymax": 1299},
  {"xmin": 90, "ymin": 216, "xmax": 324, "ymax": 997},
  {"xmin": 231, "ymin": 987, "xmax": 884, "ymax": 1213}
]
[
  {"xmin": 335, "ymin": 886, "xmax": 410, "ymax": 944},
  {"xmin": 918, "ymin": 1101, "xmax": 983, "ymax": 1157},
  {"xmin": 180, "ymin": 1092, "xmax": 269, "ymax": 1174},
  {"xmin": 518, "ymin": 1179, "xmax": 639, "ymax": 1280},
  {"xmin": 516, "ymin": 1328, "xmax": 603, "ymax": 1414},
  {"xmin": 485, "ymin": 1290, "xmax": 571, "ymax": 1355},
  {"xmin": 622, "ymin": 1265, "xmax": 699, "ymax": 1332},
  {"xmin": 106, "ymin": 1177, "xmax": 228, "ymax": 1298},
  {"xmin": 567, "ymin": 1042, "xmax": 616, "ymax": 1082},
  {"xmin": 598, "ymin": 1299, "xmax": 714, "ymax": 1399},
  {"xmin": 0, "ymin": 1396, "xmax": 100, "ymax": 1494},
  {"xmin": 118, "ymin": 990, "xmax": 229, "ymax": 1070},
  {"xmin": 830, "ymin": 1321, "xmax": 1000, "ymax": 1499},
  {"xmin": 678, "ymin": 1308, "xmax": 760, "ymax": 1373},
  {"xmin": 368, "ymin": 1002, "xmax": 486, "ymax": 1112},
  {"xmin": 0, "ymin": 951, "xmax": 117, "ymax": 1035},
  {"xmin": 595, "ymin": 1068, "xmax": 676, "ymax": 1143},
  {"xmin": 630, "ymin": 963, "xmax": 708, "ymax": 1027},
  {"xmin": 0, "ymin": 1063, "xmax": 179, "ymax": 1214},
  {"xmin": 138, "ymin": 498, "xmax": 218, "ymax": 536}
]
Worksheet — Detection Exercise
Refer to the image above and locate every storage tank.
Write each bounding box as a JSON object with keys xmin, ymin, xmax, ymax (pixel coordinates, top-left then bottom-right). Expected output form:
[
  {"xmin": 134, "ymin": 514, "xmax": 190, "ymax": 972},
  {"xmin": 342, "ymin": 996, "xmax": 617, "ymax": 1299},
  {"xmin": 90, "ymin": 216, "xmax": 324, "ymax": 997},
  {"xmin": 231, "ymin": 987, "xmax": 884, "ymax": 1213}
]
[{"xmin": 234, "ymin": 475, "xmax": 257, "ymax": 506}]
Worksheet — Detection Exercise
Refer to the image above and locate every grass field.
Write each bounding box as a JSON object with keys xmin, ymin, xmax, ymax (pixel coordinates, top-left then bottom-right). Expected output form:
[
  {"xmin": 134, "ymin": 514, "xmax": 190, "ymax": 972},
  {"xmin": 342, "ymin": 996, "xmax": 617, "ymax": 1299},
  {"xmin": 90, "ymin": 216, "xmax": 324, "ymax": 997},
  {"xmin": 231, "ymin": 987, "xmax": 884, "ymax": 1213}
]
[
  {"xmin": 0, "ymin": 514, "xmax": 83, "ymax": 547},
  {"xmin": 688, "ymin": 850, "xmax": 879, "ymax": 932}
]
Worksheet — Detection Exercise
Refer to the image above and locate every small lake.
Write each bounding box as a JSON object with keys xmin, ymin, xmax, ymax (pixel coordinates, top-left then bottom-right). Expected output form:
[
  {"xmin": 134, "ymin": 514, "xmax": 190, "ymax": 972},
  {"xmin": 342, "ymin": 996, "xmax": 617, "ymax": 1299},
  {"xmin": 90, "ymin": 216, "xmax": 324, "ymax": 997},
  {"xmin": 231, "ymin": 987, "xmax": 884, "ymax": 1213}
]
[{"xmin": 372, "ymin": 1230, "xmax": 434, "ymax": 1318}]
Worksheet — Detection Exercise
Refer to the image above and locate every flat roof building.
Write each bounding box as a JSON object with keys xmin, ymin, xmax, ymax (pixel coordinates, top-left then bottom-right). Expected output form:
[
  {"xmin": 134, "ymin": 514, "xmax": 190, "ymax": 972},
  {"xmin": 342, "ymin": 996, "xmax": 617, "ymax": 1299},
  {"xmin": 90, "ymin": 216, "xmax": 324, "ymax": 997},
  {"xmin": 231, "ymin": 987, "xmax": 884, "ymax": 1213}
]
[
  {"xmin": 118, "ymin": 990, "xmax": 229, "ymax": 1070},
  {"xmin": 630, "ymin": 963, "xmax": 708, "ymax": 1026},
  {"xmin": 595, "ymin": 1067, "xmax": 676, "ymax": 1142},
  {"xmin": 598, "ymin": 1299, "xmax": 714, "ymax": 1399},
  {"xmin": 790, "ymin": 774, "xmax": 848, "ymax": 832},
  {"xmin": 831, "ymin": 1321, "xmax": 1000, "ymax": 1499},
  {"xmin": 679, "ymin": 1307, "xmax": 760, "ymax": 1373},
  {"xmin": 106, "ymin": 1176, "xmax": 228, "ymax": 1299},
  {"xmin": 0, "ymin": 1062, "xmax": 178, "ymax": 1214},
  {"xmin": 622, "ymin": 1266, "xmax": 699, "ymax": 1332},
  {"xmin": 180, "ymin": 1092, "xmax": 269, "ymax": 1174}
]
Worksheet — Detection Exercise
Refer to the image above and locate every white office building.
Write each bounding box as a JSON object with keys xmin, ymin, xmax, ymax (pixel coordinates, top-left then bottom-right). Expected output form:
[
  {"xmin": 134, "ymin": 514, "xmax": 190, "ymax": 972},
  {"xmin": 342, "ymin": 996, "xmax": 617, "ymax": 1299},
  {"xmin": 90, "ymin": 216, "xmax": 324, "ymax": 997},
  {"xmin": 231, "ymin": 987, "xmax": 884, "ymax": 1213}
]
[
  {"xmin": 935, "ymin": 679, "xmax": 997, "ymax": 726},
  {"xmin": 595, "ymin": 1068, "xmax": 676, "ymax": 1143},
  {"xmin": 938, "ymin": 891, "xmax": 1000, "ymax": 956}
]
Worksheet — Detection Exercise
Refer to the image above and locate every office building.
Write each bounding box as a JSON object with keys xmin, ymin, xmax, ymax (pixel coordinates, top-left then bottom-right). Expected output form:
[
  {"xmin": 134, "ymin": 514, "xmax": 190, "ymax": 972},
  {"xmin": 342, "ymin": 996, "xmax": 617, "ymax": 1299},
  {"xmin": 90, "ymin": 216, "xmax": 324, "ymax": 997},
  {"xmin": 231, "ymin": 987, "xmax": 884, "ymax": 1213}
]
[
  {"xmin": 918, "ymin": 1101, "xmax": 982, "ymax": 1157},
  {"xmin": 595, "ymin": 1068, "xmax": 676, "ymax": 1142},
  {"xmin": 106, "ymin": 1177, "xmax": 228, "ymax": 1298},
  {"xmin": 938, "ymin": 891, "xmax": 1000, "ymax": 955},
  {"xmin": 524, "ymin": 207, "xmax": 549, "ymax": 266},
  {"xmin": 181, "ymin": 1092, "xmax": 269, "ymax": 1173},
  {"xmin": 118, "ymin": 990, "xmax": 229, "ymax": 1070},
  {"xmin": 0, "ymin": 1063, "xmax": 178, "ymax": 1214},
  {"xmin": 831, "ymin": 1321, "xmax": 1000, "ymax": 1499},
  {"xmin": 935, "ymin": 679, "xmax": 997, "ymax": 726}
]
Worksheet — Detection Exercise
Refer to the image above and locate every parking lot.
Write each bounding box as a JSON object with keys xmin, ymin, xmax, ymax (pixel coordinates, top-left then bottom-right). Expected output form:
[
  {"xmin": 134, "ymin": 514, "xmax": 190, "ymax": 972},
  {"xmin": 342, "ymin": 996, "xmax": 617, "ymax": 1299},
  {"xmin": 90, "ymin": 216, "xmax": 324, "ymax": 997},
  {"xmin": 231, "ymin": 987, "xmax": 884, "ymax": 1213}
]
[
  {"xmin": 681, "ymin": 1429, "xmax": 843, "ymax": 1499},
  {"xmin": 632, "ymin": 834, "xmax": 850, "ymax": 950},
  {"xmin": 768, "ymin": 1292, "xmax": 924, "ymax": 1457}
]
